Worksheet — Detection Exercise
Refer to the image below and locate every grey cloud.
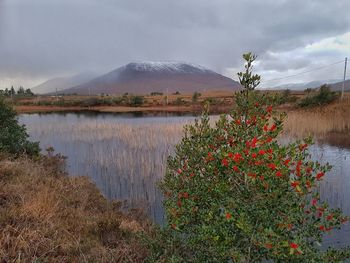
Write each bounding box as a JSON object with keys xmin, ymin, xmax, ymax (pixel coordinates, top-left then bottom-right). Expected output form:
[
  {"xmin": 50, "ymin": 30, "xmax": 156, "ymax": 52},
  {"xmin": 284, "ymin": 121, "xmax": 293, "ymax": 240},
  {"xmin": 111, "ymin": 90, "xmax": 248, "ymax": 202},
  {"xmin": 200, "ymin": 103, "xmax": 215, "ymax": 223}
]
[
  {"xmin": 258, "ymin": 54, "xmax": 312, "ymax": 72},
  {"xmin": 0, "ymin": 0, "xmax": 350, "ymax": 84}
]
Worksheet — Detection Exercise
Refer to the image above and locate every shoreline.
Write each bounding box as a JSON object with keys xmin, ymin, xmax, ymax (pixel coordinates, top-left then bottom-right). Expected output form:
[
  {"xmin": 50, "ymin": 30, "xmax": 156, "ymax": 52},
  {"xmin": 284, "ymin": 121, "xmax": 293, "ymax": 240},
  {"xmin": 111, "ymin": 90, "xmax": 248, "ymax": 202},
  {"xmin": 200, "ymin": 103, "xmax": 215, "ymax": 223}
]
[{"xmin": 14, "ymin": 104, "xmax": 233, "ymax": 114}]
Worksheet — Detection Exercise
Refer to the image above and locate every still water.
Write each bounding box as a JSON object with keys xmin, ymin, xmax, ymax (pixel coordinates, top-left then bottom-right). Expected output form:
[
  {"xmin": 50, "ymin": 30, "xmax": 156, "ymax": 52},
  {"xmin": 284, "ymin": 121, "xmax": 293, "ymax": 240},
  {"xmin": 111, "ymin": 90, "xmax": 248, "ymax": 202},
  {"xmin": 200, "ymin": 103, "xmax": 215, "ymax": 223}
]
[{"xmin": 19, "ymin": 112, "xmax": 350, "ymax": 247}]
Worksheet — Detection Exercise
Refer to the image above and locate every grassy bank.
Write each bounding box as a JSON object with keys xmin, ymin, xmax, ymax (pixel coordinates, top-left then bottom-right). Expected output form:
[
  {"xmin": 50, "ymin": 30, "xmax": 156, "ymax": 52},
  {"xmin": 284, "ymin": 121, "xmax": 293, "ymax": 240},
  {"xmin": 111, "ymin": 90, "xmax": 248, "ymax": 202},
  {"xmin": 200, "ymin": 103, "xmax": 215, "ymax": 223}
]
[
  {"xmin": 283, "ymin": 96, "xmax": 350, "ymax": 147},
  {"xmin": 11, "ymin": 90, "xmax": 235, "ymax": 114},
  {"xmin": 0, "ymin": 155, "xmax": 151, "ymax": 262},
  {"xmin": 11, "ymin": 91, "xmax": 350, "ymax": 115}
]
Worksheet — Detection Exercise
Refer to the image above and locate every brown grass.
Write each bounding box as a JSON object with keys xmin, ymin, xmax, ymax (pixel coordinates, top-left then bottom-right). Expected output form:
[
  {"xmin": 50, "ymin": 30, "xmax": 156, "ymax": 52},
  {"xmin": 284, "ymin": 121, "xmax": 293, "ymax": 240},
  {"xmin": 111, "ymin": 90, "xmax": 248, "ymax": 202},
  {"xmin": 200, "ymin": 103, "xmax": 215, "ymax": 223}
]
[
  {"xmin": 14, "ymin": 105, "xmax": 89, "ymax": 113},
  {"xmin": 0, "ymin": 155, "xmax": 151, "ymax": 262},
  {"xmin": 14, "ymin": 104, "xmax": 233, "ymax": 115},
  {"xmin": 283, "ymin": 97, "xmax": 350, "ymax": 146},
  {"xmin": 12, "ymin": 90, "xmax": 237, "ymax": 114}
]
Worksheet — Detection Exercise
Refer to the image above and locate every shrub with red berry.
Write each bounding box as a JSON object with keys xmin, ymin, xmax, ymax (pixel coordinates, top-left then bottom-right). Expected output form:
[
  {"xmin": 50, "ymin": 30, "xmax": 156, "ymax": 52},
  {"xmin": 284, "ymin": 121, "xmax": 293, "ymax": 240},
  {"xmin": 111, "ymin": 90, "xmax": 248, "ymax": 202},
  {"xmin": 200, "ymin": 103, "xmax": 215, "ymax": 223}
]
[{"xmin": 152, "ymin": 53, "xmax": 350, "ymax": 263}]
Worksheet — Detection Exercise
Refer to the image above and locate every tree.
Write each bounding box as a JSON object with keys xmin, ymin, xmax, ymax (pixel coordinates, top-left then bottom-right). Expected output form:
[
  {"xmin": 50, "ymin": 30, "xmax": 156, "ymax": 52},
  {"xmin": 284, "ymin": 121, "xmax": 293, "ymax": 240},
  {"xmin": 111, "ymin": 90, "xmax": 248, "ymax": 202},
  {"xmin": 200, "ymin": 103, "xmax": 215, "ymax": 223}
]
[
  {"xmin": 25, "ymin": 88, "xmax": 34, "ymax": 96},
  {"xmin": 152, "ymin": 53, "xmax": 350, "ymax": 262},
  {"xmin": 10, "ymin": 86, "xmax": 16, "ymax": 96},
  {"xmin": 17, "ymin": 86, "xmax": 25, "ymax": 95},
  {"xmin": 0, "ymin": 99, "xmax": 40, "ymax": 156}
]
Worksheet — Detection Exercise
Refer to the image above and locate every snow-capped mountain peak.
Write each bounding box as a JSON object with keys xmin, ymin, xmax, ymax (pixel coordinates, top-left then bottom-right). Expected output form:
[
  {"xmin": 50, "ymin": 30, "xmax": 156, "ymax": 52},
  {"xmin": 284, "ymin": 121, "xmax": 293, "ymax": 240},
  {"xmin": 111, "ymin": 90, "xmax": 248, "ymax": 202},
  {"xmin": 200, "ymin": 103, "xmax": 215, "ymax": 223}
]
[
  {"xmin": 60, "ymin": 61, "xmax": 241, "ymax": 95},
  {"xmin": 123, "ymin": 61, "xmax": 215, "ymax": 74}
]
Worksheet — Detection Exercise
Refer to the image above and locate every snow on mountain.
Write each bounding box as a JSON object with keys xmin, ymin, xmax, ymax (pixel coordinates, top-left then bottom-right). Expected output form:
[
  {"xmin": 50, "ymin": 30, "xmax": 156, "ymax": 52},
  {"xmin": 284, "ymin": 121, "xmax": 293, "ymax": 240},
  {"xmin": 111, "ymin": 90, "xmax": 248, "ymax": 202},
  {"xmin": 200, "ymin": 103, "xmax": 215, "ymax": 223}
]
[{"xmin": 121, "ymin": 62, "xmax": 215, "ymax": 74}]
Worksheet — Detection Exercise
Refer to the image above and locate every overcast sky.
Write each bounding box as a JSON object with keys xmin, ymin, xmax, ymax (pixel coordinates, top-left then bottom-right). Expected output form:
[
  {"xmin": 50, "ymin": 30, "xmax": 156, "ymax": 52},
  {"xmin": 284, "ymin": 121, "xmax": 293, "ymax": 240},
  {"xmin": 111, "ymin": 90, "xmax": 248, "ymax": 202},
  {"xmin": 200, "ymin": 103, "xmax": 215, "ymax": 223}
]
[{"xmin": 0, "ymin": 0, "xmax": 349, "ymax": 89}]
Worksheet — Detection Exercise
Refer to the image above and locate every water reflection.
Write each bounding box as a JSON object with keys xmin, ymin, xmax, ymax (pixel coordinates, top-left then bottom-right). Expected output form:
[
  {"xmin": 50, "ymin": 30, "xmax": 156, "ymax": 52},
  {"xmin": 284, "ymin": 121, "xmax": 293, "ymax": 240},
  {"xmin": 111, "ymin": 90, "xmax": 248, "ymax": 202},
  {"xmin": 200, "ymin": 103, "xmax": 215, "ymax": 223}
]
[
  {"xmin": 19, "ymin": 112, "xmax": 196, "ymax": 223},
  {"xmin": 19, "ymin": 112, "xmax": 350, "ymax": 246}
]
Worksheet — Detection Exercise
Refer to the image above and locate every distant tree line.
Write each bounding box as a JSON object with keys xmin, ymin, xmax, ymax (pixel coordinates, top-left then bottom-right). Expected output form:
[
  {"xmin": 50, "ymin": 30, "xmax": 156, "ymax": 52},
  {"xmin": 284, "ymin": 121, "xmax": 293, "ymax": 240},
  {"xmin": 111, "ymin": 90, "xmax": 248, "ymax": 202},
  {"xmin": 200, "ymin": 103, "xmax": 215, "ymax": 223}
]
[{"xmin": 0, "ymin": 86, "xmax": 34, "ymax": 97}]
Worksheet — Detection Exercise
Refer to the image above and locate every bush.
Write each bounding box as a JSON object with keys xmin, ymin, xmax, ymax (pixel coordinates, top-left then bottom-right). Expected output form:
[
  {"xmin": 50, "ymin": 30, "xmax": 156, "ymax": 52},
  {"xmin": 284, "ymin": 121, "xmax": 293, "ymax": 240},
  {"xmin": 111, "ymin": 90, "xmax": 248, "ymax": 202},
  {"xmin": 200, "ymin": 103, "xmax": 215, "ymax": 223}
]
[
  {"xmin": 304, "ymin": 88, "xmax": 313, "ymax": 94},
  {"xmin": 153, "ymin": 53, "xmax": 350, "ymax": 262},
  {"xmin": 129, "ymin": 96, "xmax": 144, "ymax": 106},
  {"xmin": 192, "ymin": 92, "xmax": 202, "ymax": 103},
  {"xmin": 274, "ymin": 89, "xmax": 298, "ymax": 105},
  {"xmin": 174, "ymin": 97, "xmax": 186, "ymax": 105},
  {"xmin": 112, "ymin": 97, "xmax": 124, "ymax": 105},
  {"xmin": 298, "ymin": 85, "xmax": 338, "ymax": 107},
  {"xmin": 202, "ymin": 97, "xmax": 219, "ymax": 105},
  {"xmin": 100, "ymin": 97, "xmax": 114, "ymax": 106},
  {"xmin": 0, "ymin": 99, "xmax": 40, "ymax": 156}
]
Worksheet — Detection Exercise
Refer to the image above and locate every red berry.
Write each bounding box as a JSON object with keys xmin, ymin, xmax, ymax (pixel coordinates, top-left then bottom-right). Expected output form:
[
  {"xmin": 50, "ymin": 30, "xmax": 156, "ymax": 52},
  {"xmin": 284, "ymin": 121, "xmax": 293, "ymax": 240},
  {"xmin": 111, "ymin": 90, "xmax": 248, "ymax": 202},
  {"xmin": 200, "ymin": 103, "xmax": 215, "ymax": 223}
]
[{"xmin": 290, "ymin": 242, "xmax": 298, "ymax": 249}]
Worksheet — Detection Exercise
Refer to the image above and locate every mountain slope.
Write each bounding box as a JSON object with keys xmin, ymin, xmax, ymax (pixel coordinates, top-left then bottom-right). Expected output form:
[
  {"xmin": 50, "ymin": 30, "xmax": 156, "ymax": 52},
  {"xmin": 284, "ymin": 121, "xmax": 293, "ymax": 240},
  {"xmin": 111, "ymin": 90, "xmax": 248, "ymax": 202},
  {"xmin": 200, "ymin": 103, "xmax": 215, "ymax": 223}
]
[
  {"xmin": 32, "ymin": 71, "xmax": 98, "ymax": 94},
  {"xmin": 61, "ymin": 62, "xmax": 241, "ymax": 95},
  {"xmin": 269, "ymin": 79, "xmax": 342, "ymax": 91},
  {"xmin": 329, "ymin": 79, "xmax": 350, "ymax": 92}
]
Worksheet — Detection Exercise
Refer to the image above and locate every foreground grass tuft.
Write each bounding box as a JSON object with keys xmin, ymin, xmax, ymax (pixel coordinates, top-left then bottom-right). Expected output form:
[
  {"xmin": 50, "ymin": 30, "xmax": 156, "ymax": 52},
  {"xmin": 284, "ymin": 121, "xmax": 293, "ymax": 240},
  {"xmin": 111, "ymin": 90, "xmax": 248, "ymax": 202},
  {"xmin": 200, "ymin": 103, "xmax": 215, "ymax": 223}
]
[{"xmin": 0, "ymin": 155, "xmax": 151, "ymax": 262}]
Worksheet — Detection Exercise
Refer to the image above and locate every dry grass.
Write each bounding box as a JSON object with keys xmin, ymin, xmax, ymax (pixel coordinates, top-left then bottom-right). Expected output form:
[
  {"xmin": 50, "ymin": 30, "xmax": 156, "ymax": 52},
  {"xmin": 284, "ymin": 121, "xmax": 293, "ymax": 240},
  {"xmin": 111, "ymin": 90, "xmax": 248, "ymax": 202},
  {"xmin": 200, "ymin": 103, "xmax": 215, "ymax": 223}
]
[
  {"xmin": 15, "ymin": 104, "xmax": 233, "ymax": 115},
  {"xmin": 283, "ymin": 97, "xmax": 350, "ymax": 146},
  {"xmin": 0, "ymin": 155, "xmax": 151, "ymax": 262},
  {"xmin": 13, "ymin": 90, "xmax": 237, "ymax": 114}
]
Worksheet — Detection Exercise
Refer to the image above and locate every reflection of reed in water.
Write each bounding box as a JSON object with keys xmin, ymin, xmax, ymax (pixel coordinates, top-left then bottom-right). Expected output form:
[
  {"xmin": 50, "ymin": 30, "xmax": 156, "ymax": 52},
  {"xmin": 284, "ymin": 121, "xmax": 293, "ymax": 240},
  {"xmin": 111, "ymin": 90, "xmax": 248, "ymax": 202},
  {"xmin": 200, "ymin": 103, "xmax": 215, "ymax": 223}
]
[
  {"xmin": 25, "ymin": 118, "xmax": 193, "ymax": 223},
  {"xmin": 22, "ymin": 114, "xmax": 350, "ymax": 227}
]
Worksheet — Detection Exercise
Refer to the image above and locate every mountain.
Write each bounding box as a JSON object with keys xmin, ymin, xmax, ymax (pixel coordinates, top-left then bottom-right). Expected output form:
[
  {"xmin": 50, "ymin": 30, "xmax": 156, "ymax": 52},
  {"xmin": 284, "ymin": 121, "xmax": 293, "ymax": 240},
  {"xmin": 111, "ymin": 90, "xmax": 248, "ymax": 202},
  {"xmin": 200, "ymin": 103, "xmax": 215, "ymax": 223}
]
[
  {"xmin": 32, "ymin": 71, "xmax": 98, "ymax": 94},
  {"xmin": 61, "ymin": 62, "xmax": 241, "ymax": 95},
  {"xmin": 269, "ymin": 79, "xmax": 342, "ymax": 91},
  {"xmin": 329, "ymin": 79, "xmax": 350, "ymax": 92}
]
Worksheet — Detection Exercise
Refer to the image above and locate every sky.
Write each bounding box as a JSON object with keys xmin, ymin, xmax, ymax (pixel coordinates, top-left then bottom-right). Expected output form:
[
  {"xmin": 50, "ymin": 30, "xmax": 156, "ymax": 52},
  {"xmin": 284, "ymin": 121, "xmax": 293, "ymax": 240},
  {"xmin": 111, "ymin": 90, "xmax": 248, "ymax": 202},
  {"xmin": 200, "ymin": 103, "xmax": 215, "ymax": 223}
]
[{"xmin": 0, "ymin": 0, "xmax": 349, "ymax": 89}]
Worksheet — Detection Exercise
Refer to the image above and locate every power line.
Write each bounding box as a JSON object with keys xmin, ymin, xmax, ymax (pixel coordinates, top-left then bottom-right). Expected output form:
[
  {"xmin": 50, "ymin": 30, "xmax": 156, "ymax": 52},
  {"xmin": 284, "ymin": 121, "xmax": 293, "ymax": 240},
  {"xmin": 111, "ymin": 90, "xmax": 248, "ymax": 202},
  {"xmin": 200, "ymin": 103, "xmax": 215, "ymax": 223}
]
[{"xmin": 260, "ymin": 59, "xmax": 345, "ymax": 84}]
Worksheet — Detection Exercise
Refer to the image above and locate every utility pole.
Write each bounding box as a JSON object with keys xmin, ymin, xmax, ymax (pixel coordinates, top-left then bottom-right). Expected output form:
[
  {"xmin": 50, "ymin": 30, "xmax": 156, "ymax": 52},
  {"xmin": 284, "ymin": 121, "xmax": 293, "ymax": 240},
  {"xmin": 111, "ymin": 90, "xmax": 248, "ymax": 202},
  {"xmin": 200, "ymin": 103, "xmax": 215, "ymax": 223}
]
[{"xmin": 341, "ymin": 57, "xmax": 347, "ymax": 101}]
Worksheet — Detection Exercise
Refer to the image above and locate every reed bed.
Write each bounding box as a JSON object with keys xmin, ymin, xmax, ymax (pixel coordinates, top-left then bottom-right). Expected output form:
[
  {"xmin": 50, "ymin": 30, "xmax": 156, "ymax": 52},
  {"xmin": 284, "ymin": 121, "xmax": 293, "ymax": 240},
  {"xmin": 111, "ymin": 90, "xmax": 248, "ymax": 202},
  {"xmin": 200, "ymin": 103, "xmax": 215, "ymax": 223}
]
[
  {"xmin": 283, "ymin": 99, "xmax": 350, "ymax": 146},
  {"xmin": 23, "ymin": 116, "xmax": 197, "ymax": 222},
  {"xmin": 21, "ymin": 105, "xmax": 350, "ymax": 222}
]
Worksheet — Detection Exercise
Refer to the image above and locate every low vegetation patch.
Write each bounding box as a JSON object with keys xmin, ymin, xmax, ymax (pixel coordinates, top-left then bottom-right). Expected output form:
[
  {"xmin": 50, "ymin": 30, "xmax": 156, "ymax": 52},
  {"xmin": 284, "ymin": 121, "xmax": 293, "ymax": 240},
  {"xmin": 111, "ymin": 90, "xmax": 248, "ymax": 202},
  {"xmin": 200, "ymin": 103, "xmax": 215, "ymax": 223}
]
[
  {"xmin": 0, "ymin": 154, "xmax": 151, "ymax": 262},
  {"xmin": 0, "ymin": 99, "xmax": 152, "ymax": 262},
  {"xmin": 0, "ymin": 99, "xmax": 39, "ymax": 156},
  {"xmin": 298, "ymin": 84, "xmax": 339, "ymax": 107}
]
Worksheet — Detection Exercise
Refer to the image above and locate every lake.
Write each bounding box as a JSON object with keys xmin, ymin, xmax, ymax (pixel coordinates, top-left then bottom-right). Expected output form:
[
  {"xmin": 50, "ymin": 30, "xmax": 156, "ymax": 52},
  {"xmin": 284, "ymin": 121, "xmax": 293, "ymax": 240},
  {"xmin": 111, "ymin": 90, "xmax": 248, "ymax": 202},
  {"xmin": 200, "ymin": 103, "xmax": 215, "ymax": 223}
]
[{"xmin": 19, "ymin": 112, "xmax": 350, "ymax": 248}]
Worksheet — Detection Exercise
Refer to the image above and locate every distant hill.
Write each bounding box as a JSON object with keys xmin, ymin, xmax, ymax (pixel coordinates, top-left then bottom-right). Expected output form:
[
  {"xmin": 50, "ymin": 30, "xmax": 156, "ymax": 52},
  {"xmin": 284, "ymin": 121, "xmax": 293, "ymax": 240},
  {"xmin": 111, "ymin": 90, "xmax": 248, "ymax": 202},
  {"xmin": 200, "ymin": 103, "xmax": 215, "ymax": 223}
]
[
  {"xmin": 269, "ymin": 79, "xmax": 342, "ymax": 91},
  {"xmin": 329, "ymin": 79, "xmax": 350, "ymax": 92},
  {"xmin": 61, "ymin": 62, "xmax": 241, "ymax": 95},
  {"xmin": 32, "ymin": 72, "xmax": 98, "ymax": 94}
]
